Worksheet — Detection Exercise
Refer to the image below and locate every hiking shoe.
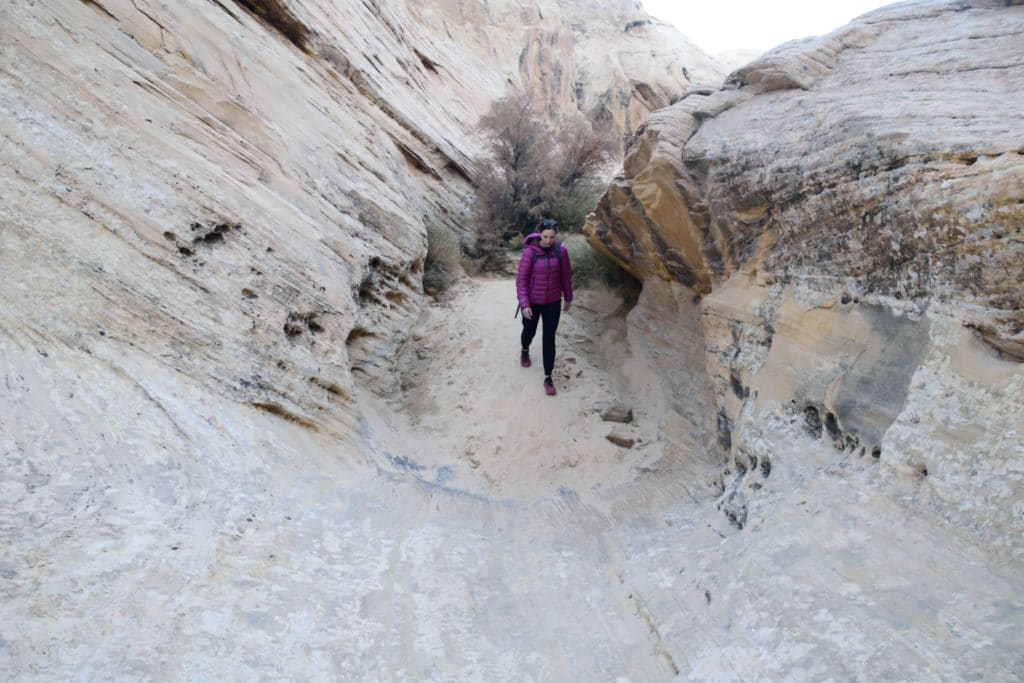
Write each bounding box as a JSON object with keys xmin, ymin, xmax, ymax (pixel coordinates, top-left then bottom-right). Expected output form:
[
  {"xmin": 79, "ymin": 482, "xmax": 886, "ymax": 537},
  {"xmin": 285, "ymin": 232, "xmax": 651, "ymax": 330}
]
[
  {"xmin": 544, "ymin": 377, "xmax": 556, "ymax": 396},
  {"xmin": 520, "ymin": 350, "xmax": 531, "ymax": 368}
]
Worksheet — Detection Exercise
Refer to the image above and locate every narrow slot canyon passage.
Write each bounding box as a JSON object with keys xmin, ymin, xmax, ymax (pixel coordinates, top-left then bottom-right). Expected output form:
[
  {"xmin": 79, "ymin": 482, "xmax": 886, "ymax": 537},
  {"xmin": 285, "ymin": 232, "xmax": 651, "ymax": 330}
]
[
  {"xmin": 366, "ymin": 277, "xmax": 687, "ymax": 507},
  {"xmin": 2, "ymin": 0, "xmax": 1022, "ymax": 678}
]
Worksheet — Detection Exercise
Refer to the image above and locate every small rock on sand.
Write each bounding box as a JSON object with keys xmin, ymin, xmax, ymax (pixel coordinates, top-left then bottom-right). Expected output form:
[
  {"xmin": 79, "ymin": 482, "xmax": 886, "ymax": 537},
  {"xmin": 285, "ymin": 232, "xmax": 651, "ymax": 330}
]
[
  {"xmin": 606, "ymin": 428, "xmax": 635, "ymax": 449},
  {"xmin": 600, "ymin": 404, "xmax": 633, "ymax": 423}
]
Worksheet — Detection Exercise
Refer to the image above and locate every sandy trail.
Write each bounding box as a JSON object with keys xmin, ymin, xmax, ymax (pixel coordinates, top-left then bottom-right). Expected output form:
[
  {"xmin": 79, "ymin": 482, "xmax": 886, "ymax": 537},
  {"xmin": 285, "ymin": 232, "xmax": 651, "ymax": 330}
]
[
  {"xmin": 363, "ymin": 276, "xmax": 670, "ymax": 506},
  {"xmin": 340, "ymin": 278, "xmax": 1024, "ymax": 680}
]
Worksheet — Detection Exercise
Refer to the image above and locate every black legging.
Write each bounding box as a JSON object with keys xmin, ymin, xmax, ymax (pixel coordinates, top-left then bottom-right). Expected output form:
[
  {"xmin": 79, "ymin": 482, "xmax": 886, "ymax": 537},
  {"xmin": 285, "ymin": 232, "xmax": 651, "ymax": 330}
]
[{"xmin": 521, "ymin": 301, "xmax": 562, "ymax": 376}]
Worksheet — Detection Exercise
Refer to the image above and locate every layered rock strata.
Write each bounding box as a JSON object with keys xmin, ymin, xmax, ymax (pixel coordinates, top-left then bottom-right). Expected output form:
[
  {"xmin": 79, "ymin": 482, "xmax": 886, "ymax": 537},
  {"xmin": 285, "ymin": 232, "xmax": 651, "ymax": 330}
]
[
  {"xmin": 408, "ymin": 0, "xmax": 725, "ymax": 138},
  {"xmin": 8, "ymin": 0, "xmax": 1022, "ymax": 679},
  {"xmin": 589, "ymin": 0, "xmax": 1024, "ymax": 612},
  {"xmin": 582, "ymin": 3, "xmax": 1024, "ymax": 675},
  {"xmin": 0, "ymin": 1, "xmax": 726, "ymax": 677},
  {"xmin": 1, "ymin": 0, "xmax": 720, "ymax": 437}
]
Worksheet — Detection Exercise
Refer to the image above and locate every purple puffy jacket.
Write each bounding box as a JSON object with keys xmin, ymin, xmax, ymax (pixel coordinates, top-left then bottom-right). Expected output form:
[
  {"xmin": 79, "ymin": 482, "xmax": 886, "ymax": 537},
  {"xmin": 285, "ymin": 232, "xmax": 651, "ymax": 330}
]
[{"xmin": 516, "ymin": 232, "xmax": 573, "ymax": 309}]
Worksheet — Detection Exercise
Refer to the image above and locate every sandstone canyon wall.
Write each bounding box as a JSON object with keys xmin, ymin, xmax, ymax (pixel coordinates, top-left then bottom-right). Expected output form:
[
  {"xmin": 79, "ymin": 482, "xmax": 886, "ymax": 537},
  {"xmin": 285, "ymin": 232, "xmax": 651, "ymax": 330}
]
[
  {"xmin": 407, "ymin": 0, "xmax": 724, "ymax": 138},
  {"xmin": 590, "ymin": 0, "xmax": 1023, "ymax": 584},
  {"xmin": 0, "ymin": 0, "xmax": 721, "ymax": 438},
  {"xmin": 584, "ymin": 3, "xmax": 1024, "ymax": 676},
  {"xmin": 4, "ymin": 0, "xmax": 1023, "ymax": 679},
  {"xmin": 0, "ymin": 1, "xmax": 728, "ymax": 678}
]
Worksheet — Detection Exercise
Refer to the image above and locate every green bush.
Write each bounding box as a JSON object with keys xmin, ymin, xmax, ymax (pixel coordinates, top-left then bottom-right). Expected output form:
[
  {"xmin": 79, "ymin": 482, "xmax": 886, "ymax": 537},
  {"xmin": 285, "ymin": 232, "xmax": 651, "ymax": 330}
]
[
  {"xmin": 548, "ymin": 183, "xmax": 602, "ymax": 233},
  {"xmin": 562, "ymin": 234, "xmax": 640, "ymax": 303},
  {"xmin": 423, "ymin": 223, "xmax": 462, "ymax": 296}
]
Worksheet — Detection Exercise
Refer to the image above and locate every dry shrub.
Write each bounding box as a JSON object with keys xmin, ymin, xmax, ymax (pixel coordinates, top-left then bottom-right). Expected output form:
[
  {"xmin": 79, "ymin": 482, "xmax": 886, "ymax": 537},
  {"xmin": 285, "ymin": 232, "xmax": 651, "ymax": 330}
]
[{"xmin": 473, "ymin": 93, "xmax": 618, "ymax": 269}]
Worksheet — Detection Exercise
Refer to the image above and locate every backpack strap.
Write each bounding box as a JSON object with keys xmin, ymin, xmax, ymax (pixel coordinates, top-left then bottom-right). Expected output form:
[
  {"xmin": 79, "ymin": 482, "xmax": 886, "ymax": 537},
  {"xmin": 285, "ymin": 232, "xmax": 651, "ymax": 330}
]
[{"xmin": 531, "ymin": 242, "xmax": 563, "ymax": 268}]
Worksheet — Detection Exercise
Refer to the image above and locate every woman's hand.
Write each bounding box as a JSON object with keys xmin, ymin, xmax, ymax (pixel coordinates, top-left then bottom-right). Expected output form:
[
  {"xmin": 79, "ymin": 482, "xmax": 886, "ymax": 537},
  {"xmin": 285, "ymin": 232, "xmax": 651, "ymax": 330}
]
[
  {"xmin": 522, "ymin": 307, "xmax": 533, "ymax": 320},
  {"xmin": 563, "ymin": 301, "xmax": 571, "ymax": 313}
]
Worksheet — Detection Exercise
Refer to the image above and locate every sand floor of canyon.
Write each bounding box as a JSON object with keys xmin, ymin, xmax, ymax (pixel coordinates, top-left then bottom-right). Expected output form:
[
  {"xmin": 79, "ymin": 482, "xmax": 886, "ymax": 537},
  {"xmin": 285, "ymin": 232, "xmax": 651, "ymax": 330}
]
[
  {"xmin": 354, "ymin": 275, "xmax": 1024, "ymax": 681},
  {"xmin": 363, "ymin": 276, "xmax": 677, "ymax": 507}
]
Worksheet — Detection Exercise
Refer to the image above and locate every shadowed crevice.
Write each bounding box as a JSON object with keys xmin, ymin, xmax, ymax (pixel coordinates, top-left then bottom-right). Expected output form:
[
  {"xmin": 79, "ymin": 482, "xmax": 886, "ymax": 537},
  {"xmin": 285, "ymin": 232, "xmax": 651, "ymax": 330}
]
[{"xmin": 233, "ymin": 0, "xmax": 311, "ymax": 54}]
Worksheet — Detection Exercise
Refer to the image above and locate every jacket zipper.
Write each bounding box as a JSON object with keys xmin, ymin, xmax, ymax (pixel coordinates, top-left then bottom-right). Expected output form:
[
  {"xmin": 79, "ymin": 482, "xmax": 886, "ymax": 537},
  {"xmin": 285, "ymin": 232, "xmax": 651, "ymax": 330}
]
[{"xmin": 545, "ymin": 248, "xmax": 555, "ymax": 304}]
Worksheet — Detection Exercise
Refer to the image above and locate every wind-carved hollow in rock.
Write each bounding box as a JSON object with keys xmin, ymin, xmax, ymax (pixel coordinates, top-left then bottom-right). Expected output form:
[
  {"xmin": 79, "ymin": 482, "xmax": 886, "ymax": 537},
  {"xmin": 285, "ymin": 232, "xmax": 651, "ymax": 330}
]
[
  {"xmin": 308, "ymin": 376, "xmax": 350, "ymax": 403},
  {"xmin": 394, "ymin": 139, "xmax": 440, "ymax": 178},
  {"xmin": 413, "ymin": 49, "xmax": 439, "ymax": 74},
  {"xmin": 824, "ymin": 411, "xmax": 843, "ymax": 450},
  {"xmin": 355, "ymin": 255, "xmax": 418, "ymax": 310},
  {"xmin": 720, "ymin": 495, "xmax": 747, "ymax": 530},
  {"xmin": 734, "ymin": 454, "xmax": 748, "ymax": 477},
  {"xmin": 344, "ymin": 325, "xmax": 379, "ymax": 378},
  {"xmin": 717, "ymin": 460, "xmax": 749, "ymax": 531},
  {"xmin": 730, "ymin": 369, "xmax": 749, "ymax": 399},
  {"xmin": 345, "ymin": 254, "xmax": 423, "ymax": 390},
  {"xmin": 247, "ymin": 401, "xmax": 319, "ymax": 431},
  {"xmin": 803, "ymin": 405, "xmax": 822, "ymax": 439},
  {"xmin": 717, "ymin": 445, "xmax": 773, "ymax": 531},
  {"xmin": 345, "ymin": 326, "xmax": 375, "ymax": 345},
  {"xmin": 173, "ymin": 221, "xmax": 240, "ymax": 257},
  {"xmin": 190, "ymin": 221, "xmax": 238, "ymax": 245},
  {"xmin": 283, "ymin": 311, "xmax": 325, "ymax": 338}
]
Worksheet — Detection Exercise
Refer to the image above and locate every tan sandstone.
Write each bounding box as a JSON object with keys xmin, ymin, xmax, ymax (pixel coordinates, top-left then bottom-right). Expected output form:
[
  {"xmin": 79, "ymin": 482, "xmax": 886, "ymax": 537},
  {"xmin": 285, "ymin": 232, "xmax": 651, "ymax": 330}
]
[
  {"xmin": 0, "ymin": 0, "xmax": 732, "ymax": 679},
  {"xmin": 4, "ymin": 0, "xmax": 1022, "ymax": 679},
  {"xmin": 587, "ymin": 1, "xmax": 1023, "ymax": 676}
]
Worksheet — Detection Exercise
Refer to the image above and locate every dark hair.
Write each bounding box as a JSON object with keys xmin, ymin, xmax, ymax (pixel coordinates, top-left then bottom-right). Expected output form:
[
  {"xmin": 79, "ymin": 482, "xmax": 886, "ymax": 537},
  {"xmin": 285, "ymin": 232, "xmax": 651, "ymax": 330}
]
[{"xmin": 540, "ymin": 218, "xmax": 558, "ymax": 231}]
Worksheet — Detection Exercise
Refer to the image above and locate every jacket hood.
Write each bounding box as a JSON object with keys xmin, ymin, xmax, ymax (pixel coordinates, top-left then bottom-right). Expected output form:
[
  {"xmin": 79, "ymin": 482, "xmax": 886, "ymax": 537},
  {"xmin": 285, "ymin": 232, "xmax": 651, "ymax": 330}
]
[{"xmin": 523, "ymin": 232, "xmax": 541, "ymax": 246}]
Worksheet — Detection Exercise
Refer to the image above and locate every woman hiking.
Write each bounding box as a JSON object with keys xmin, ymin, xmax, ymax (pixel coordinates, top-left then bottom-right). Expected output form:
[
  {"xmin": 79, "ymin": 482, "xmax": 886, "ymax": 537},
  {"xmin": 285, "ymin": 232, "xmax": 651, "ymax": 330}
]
[{"xmin": 516, "ymin": 218, "xmax": 573, "ymax": 395}]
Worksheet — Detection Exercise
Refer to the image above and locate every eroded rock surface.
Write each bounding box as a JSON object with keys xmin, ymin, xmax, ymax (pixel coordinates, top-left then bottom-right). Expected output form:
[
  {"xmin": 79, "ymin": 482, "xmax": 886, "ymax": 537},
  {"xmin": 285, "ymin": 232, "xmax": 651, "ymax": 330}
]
[
  {"xmin": 0, "ymin": 0, "xmax": 736, "ymax": 679},
  {"xmin": 592, "ymin": 0, "xmax": 1023, "ymax": 356},
  {"xmin": 409, "ymin": 0, "xmax": 724, "ymax": 140},
  {"xmin": 0, "ymin": 0, "xmax": 720, "ymax": 433},
  {"xmin": 588, "ymin": 0, "xmax": 1024, "ymax": 676},
  {"xmin": 5, "ymin": 0, "xmax": 1021, "ymax": 679}
]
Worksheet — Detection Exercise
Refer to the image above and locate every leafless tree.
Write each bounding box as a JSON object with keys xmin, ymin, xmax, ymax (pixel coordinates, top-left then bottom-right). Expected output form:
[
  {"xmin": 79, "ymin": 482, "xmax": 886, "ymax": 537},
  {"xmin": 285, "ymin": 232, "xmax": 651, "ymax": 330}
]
[
  {"xmin": 473, "ymin": 91, "xmax": 619, "ymax": 268},
  {"xmin": 551, "ymin": 117, "xmax": 618, "ymax": 191}
]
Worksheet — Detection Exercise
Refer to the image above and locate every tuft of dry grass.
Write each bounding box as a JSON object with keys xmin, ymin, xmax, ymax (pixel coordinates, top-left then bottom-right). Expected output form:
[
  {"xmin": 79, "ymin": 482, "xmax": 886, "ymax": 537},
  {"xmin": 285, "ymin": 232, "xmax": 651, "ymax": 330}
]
[{"xmin": 563, "ymin": 234, "xmax": 641, "ymax": 303}]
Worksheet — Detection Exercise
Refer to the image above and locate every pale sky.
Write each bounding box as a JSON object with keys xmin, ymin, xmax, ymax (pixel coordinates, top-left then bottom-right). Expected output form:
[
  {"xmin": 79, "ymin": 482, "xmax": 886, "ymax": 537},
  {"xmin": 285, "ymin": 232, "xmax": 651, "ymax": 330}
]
[{"xmin": 641, "ymin": 0, "xmax": 891, "ymax": 54}]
